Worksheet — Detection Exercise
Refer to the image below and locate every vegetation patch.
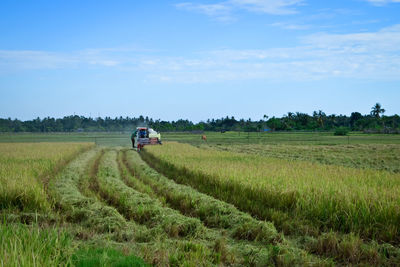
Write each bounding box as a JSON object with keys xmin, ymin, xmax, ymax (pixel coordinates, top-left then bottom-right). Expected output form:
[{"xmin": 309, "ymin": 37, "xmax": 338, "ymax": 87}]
[
  {"xmin": 72, "ymin": 246, "xmax": 149, "ymax": 267},
  {"xmin": 0, "ymin": 222, "xmax": 74, "ymax": 267},
  {"xmin": 0, "ymin": 142, "xmax": 93, "ymax": 212},
  {"xmin": 96, "ymin": 150, "xmax": 204, "ymax": 238},
  {"xmin": 143, "ymin": 142, "xmax": 400, "ymax": 243},
  {"xmin": 142, "ymin": 142, "xmax": 400, "ymax": 265},
  {"xmin": 209, "ymin": 143, "xmax": 400, "ymax": 173},
  {"xmin": 124, "ymin": 149, "xmax": 279, "ymax": 244},
  {"xmin": 49, "ymin": 148, "xmax": 126, "ymax": 233}
]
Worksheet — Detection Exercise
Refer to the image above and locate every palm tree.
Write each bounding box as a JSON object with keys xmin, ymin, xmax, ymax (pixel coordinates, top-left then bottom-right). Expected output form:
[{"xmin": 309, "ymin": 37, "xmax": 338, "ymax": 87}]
[{"xmin": 371, "ymin": 103, "xmax": 385, "ymax": 118}]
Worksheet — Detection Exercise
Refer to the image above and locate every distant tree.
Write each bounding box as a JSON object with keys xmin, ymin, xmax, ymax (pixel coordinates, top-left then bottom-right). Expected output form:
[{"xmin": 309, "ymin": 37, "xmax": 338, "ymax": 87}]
[
  {"xmin": 371, "ymin": 103, "xmax": 385, "ymax": 118},
  {"xmin": 267, "ymin": 117, "xmax": 283, "ymax": 131},
  {"xmin": 350, "ymin": 112, "xmax": 363, "ymax": 130},
  {"xmin": 313, "ymin": 110, "xmax": 326, "ymax": 129}
]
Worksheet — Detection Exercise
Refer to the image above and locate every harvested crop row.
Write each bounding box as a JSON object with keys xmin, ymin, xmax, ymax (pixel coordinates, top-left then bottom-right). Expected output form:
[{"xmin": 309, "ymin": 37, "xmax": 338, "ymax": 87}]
[
  {"xmin": 105, "ymin": 148, "xmax": 330, "ymax": 266},
  {"xmin": 124, "ymin": 149, "xmax": 279, "ymax": 244},
  {"xmin": 117, "ymin": 150, "xmax": 157, "ymax": 199},
  {"xmin": 96, "ymin": 149, "xmax": 204, "ymax": 238},
  {"xmin": 131, "ymin": 147, "xmax": 394, "ymax": 265},
  {"xmin": 143, "ymin": 142, "xmax": 400, "ymax": 243},
  {"xmin": 49, "ymin": 147, "xmax": 126, "ymax": 233},
  {"xmin": 0, "ymin": 142, "xmax": 93, "ymax": 212},
  {"xmin": 46, "ymin": 147, "xmax": 229, "ymax": 266},
  {"xmin": 122, "ymin": 149, "xmax": 335, "ymax": 266},
  {"xmin": 142, "ymin": 143, "xmax": 400, "ymax": 265}
]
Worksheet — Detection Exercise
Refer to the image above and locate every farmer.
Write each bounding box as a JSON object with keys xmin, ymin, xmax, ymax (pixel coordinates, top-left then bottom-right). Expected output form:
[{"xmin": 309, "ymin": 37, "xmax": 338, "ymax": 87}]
[{"xmin": 131, "ymin": 130, "xmax": 137, "ymax": 148}]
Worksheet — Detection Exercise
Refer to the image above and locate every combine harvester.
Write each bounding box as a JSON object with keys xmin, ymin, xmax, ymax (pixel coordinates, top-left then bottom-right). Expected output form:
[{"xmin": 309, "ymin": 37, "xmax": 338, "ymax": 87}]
[{"xmin": 132, "ymin": 127, "xmax": 162, "ymax": 151}]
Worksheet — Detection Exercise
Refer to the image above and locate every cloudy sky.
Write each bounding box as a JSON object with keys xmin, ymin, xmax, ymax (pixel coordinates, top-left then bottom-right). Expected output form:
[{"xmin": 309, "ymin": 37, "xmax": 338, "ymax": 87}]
[{"xmin": 1, "ymin": 0, "xmax": 399, "ymax": 121}]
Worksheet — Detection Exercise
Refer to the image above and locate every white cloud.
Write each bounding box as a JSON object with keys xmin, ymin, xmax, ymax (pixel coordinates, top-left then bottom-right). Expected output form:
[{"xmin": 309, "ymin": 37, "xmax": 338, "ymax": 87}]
[
  {"xmin": 269, "ymin": 22, "xmax": 310, "ymax": 30},
  {"xmin": 175, "ymin": 0, "xmax": 303, "ymax": 20},
  {"xmin": 0, "ymin": 49, "xmax": 125, "ymax": 71},
  {"xmin": 365, "ymin": 0, "xmax": 400, "ymax": 6},
  {"xmin": 1, "ymin": 25, "xmax": 400, "ymax": 83},
  {"xmin": 175, "ymin": 2, "xmax": 233, "ymax": 21},
  {"xmin": 230, "ymin": 0, "xmax": 303, "ymax": 15}
]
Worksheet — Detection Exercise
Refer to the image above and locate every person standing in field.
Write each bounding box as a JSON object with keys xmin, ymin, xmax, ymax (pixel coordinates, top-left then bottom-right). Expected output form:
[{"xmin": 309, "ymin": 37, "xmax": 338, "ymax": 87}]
[{"xmin": 131, "ymin": 130, "xmax": 137, "ymax": 148}]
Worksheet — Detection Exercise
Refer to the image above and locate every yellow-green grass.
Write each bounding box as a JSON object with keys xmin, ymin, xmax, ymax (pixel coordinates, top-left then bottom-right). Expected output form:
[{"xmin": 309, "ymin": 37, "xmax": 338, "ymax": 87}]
[
  {"xmin": 0, "ymin": 222, "xmax": 74, "ymax": 267},
  {"xmin": 143, "ymin": 142, "xmax": 400, "ymax": 244},
  {"xmin": 209, "ymin": 143, "xmax": 400, "ymax": 173},
  {"xmin": 0, "ymin": 142, "xmax": 94, "ymax": 212}
]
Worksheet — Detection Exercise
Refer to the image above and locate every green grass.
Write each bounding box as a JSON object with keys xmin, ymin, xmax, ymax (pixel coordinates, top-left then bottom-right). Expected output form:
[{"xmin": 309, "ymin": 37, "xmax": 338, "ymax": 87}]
[
  {"xmin": 72, "ymin": 247, "xmax": 149, "ymax": 267},
  {"xmin": 123, "ymin": 149, "xmax": 280, "ymax": 244},
  {"xmin": 49, "ymin": 147, "xmax": 126, "ymax": 233},
  {"xmin": 164, "ymin": 131, "xmax": 400, "ymax": 145},
  {"xmin": 0, "ymin": 142, "xmax": 93, "ymax": 212},
  {"xmin": 1, "ymin": 131, "xmax": 400, "ymax": 147},
  {"xmin": 143, "ymin": 143, "xmax": 400, "ymax": 243},
  {"xmin": 209, "ymin": 143, "xmax": 400, "ymax": 173},
  {"xmin": 96, "ymin": 150, "xmax": 204, "ymax": 238},
  {"xmin": 122, "ymin": 149, "xmax": 342, "ymax": 265},
  {"xmin": 2, "ymin": 132, "xmax": 400, "ymax": 266},
  {"xmin": 0, "ymin": 222, "xmax": 74, "ymax": 267}
]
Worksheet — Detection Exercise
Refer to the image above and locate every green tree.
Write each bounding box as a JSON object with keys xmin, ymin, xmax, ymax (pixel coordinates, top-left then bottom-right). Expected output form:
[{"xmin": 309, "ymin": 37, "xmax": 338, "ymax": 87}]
[{"xmin": 371, "ymin": 103, "xmax": 385, "ymax": 118}]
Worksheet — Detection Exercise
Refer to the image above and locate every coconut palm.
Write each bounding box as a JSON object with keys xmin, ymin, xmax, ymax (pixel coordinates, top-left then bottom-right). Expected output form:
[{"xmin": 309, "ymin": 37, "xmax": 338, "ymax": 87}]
[{"xmin": 371, "ymin": 103, "xmax": 385, "ymax": 118}]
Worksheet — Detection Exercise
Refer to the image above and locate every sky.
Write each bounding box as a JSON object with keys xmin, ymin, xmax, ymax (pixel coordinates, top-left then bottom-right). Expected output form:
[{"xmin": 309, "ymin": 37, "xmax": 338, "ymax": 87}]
[{"xmin": 0, "ymin": 0, "xmax": 399, "ymax": 122}]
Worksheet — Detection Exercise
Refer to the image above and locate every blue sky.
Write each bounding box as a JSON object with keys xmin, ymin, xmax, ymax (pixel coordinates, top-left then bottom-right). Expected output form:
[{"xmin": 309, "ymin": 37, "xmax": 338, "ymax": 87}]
[{"xmin": 1, "ymin": 0, "xmax": 399, "ymax": 121}]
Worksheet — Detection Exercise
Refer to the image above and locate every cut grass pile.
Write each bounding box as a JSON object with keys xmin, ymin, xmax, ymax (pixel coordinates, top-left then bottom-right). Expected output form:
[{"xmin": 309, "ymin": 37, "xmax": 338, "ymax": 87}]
[
  {"xmin": 128, "ymin": 149, "xmax": 400, "ymax": 265},
  {"xmin": 143, "ymin": 142, "xmax": 400, "ymax": 245},
  {"xmin": 49, "ymin": 147, "xmax": 126, "ymax": 233},
  {"xmin": 123, "ymin": 149, "xmax": 279, "ymax": 244},
  {"xmin": 96, "ymin": 149, "xmax": 281, "ymax": 265},
  {"xmin": 209, "ymin": 143, "xmax": 400, "ymax": 173},
  {"xmin": 119, "ymin": 149, "xmax": 331, "ymax": 266},
  {"xmin": 0, "ymin": 142, "xmax": 93, "ymax": 212},
  {"xmin": 4, "ymin": 138, "xmax": 400, "ymax": 266},
  {"xmin": 96, "ymin": 150, "xmax": 204, "ymax": 238}
]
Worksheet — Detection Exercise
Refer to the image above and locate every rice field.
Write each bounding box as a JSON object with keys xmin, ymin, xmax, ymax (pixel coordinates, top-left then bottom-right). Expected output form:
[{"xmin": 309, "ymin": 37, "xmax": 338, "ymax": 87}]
[
  {"xmin": 208, "ymin": 143, "xmax": 400, "ymax": 173},
  {"xmin": 142, "ymin": 142, "xmax": 400, "ymax": 264},
  {"xmin": 0, "ymin": 142, "xmax": 93, "ymax": 212},
  {"xmin": 1, "ymin": 134, "xmax": 400, "ymax": 266}
]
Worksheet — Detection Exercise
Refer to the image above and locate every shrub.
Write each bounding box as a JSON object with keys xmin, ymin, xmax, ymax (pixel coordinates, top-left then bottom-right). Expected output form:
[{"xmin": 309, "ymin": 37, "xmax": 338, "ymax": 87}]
[{"xmin": 334, "ymin": 127, "xmax": 350, "ymax": 136}]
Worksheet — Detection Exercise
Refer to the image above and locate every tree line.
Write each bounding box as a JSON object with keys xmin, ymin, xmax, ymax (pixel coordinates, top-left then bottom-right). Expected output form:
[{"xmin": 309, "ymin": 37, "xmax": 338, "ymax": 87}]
[{"xmin": 1, "ymin": 103, "xmax": 399, "ymax": 133}]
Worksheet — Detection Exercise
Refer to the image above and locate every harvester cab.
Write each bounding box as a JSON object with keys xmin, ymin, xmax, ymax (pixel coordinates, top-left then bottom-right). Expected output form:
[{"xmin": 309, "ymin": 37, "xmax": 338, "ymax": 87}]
[{"xmin": 132, "ymin": 127, "xmax": 161, "ymax": 151}]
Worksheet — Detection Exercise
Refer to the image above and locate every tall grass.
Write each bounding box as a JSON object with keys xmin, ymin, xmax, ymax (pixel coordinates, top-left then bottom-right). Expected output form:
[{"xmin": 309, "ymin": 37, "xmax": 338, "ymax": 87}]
[
  {"xmin": 0, "ymin": 142, "xmax": 93, "ymax": 212},
  {"xmin": 0, "ymin": 222, "xmax": 73, "ymax": 267},
  {"xmin": 123, "ymin": 149, "xmax": 335, "ymax": 266},
  {"xmin": 123, "ymin": 149, "xmax": 280, "ymax": 244},
  {"xmin": 143, "ymin": 142, "xmax": 400, "ymax": 244}
]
